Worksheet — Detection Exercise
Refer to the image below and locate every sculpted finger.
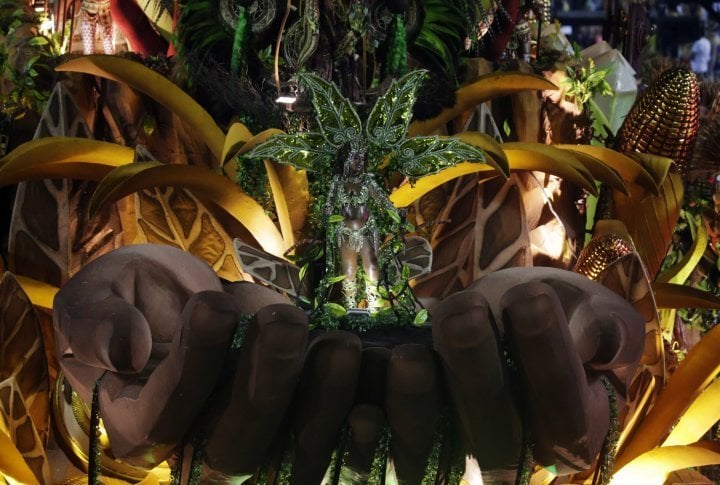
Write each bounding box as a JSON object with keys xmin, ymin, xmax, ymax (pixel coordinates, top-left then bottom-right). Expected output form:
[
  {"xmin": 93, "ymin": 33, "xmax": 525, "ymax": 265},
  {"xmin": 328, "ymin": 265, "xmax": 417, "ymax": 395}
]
[
  {"xmin": 501, "ymin": 282, "xmax": 609, "ymax": 474},
  {"xmin": 431, "ymin": 291, "xmax": 522, "ymax": 470},
  {"xmin": 567, "ymin": 296, "xmax": 644, "ymax": 390},
  {"xmin": 345, "ymin": 404, "xmax": 386, "ymax": 479},
  {"xmin": 205, "ymin": 303, "xmax": 308, "ymax": 476},
  {"xmin": 355, "ymin": 346, "xmax": 391, "ymax": 406},
  {"xmin": 290, "ymin": 331, "xmax": 362, "ymax": 485},
  {"xmin": 386, "ymin": 344, "xmax": 441, "ymax": 484},
  {"xmin": 54, "ymin": 295, "xmax": 152, "ymax": 375},
  {"xmin": 224, "ymin": 280, "xmax": 293, "ymax": 314},
  {"xmin": 99, "ymin": 290, "xmax": 240, "ymax": 465}
]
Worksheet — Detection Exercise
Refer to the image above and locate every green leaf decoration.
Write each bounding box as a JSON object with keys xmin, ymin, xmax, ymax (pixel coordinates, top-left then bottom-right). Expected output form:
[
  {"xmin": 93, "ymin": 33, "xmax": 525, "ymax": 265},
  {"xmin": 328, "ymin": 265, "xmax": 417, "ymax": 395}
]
[
  {"xmin": 395, "ymin": 136, "xmax": 486, "ymax": 178},
  {"xmin": 249, "ymin": 133, "xmax": 334, "ymax": 171},
  {"xmin": 386, "ymin": 208, "xmax": 402, "ymax": 223},
  {"xmin": 299, "ymin": 73, "xmax": 363, "ymax": 149},
  {"xmin": 328, "ymin": 214, "xmax": 345, "ymax": 224},
  {"xmin": 413, "ymin": 309, "xmax": 428, "ymax": 325},
  {"xmin": 366, "ymin": 70, "xmax": 427, "ymax": 148},
  {"xmin": 324, "ymin": 302, "xmax": 348, "ymax": 317},
  {"xmin": 327, "ymin": 274, "xmax": 347, "ymax": 284}
]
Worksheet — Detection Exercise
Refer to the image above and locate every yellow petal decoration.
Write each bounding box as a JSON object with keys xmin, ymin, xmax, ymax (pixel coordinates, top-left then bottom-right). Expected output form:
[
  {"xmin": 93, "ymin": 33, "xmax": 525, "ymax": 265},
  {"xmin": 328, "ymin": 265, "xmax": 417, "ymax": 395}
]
[
  {"xmin": 13, "ymin": 276, "xmax": 59, "ymax": 310},
  {"xmin": 273, "ymin": 164, "xmax": 310, "ymax": 239},
  {"xmin": 656, "ymin": 217, "xmax": 707, "ymax": 285},
  {"xmin": 655, "ymin": 216, "xmax": 707, "ymax": 337},
  {"xmin": 652, "ymin": 282, "xmax": 720, "ymax": 310},
  {"xmin": 630, "ymin": 153, "xmax": 674, "ymax": 188},
  {"xmin": 0, "ymin": 428, "xmax": 39, "ymax": 485},
  {"xmin": 264, "ymin": 160, "xmax": 295, "ymax": 251},
  {"xmin": 221, "ymin": 121, "xmax": 254, "ymax": 164},
  {"xmin": 502, "ymin": 142, "xmax": 598, "ymax": 195},
  {"xmin": 615, "ymin": 323, "xmax": 720, "ymax": 469},
  {"xmin": 389, "ymin": 162, "xmax": 498, "ymax": 207},
  {"xmin": 55, "ymin": 56, "xmax": 225, "ymax": 163},
  {"xmin": 235, "ymin": 128, "xmax": 285, "ymax": 157},
  {"xmin": 556, "ymin": 147, "xmax": 629, "ymax": 195},
  {"xmin": 663, "ymin": 378, "xmax": 720, "ymax": 446},
  {"xmin": 555, "ymin": 145, "xmax": 659, "ymax": 195},
  {"xmin": 89, "ymin": 162, "xmax": 286, "ymax": 257},
  {"xmin": 613, "ymin": 441, "xmax": 720, "ymax": 485},
  {"xmin": 454, "ymin": 131, "xmax": 510, "ymax": 178},
  {"xmin": 611, "ymin": 162, "xmax": 683, "ymax": 278},
  {"xmin": 0, "ymin": 137, "xmax": 134, "ymax": 186},
  {"xmin": 408, "ymin": 72, "xmax": 557, "ymax": 136}
]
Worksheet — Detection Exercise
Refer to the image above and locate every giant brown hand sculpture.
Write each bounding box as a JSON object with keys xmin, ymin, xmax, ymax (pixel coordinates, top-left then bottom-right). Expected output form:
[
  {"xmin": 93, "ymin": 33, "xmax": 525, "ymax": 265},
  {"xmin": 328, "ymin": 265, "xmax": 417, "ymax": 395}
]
[{"xmin": 53, "ymin": 244, "xmax": 644, "ymax": 483}]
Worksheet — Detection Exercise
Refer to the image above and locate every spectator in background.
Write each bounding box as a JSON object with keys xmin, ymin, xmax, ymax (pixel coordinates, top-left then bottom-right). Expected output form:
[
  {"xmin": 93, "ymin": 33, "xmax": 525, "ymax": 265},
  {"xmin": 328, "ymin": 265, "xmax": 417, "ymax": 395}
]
[
  {"xmin": 709, "ymin": 24, "xmax": 720, "ymax": 80},
  {"xmin": 691, "ymin": 29, "xmax": 712, "ymax": 78},
  {"xmin": 80, "ymin": 0, "xmax": 114, "ymax": 55}
]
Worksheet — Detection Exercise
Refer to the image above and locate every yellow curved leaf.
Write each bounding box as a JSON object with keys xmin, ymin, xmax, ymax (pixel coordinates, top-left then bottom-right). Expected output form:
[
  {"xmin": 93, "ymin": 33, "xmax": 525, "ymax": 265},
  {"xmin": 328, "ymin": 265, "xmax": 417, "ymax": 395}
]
[
  {"xmin": 55, "ymin": 56, "xmax": 225, "ymax": 163},
  {"xmin": 630, "ymin": 153, "xmax": 674, "ymax": 188},
  {"xmin": 613, "ymin": 441, "xmax": 720, "ymax": 485},
  {"xmin": 221, "ymin": 121, "xmax": 254, "ymax": 164},
  {"xmin": 556, "ymin": 147, "xmax": 629, "ymax": 195},
  {"xmin": 408, "ymin": 72, "xmax": 557, "ymax": 136},
  {"xmin": 89, "ymin": 163, "xmax": 286, "ymax": 257},
  {"xmin": 389, "ymin": 162, "xmax": 498, "ymax": 207},
  {"xmin": 652, "ymin": 282, "xmax": 720, "ymax": 310},
  {"xmin": 264, "ymin": 160, "xmax": 295, "ymax": 251},
  {"xmin": 615, "ymin": 323, "xmax": 720, "ymax": 469},
  {"xmin": 13, "ymin": 276, "xmax": 58, "ymax": 310},
  {"xmin": 454, "ymin": 132, "xmax": 510, "ymax": 178},
  {"xmin": 0, "ymin": 161, "xmax": 129, "ymax": 187},
  {"xmin": 235, "ymin": 128, "xmax": 285, "ymax": 157},
  {"xmin": 656, "ymin": 218, "xmax": 707, "ymax": 285},
  {"xmin": 664, "ymin": 379, "xmax": 720, "ymax": 446},
  {"xmin": 555, "ymin": 145, "xmax": 659, "ymax": 195},
  {"xmin": 0, "ymin": 428, "xmax": 39, "ymax": 484},
  {"xmin": 273, "ymin": 164, "xmax": 310, "ymax": 238},
  {"xmin": 0, "ymin": 138, "xmax": 135, "ymax": 186},
  {"xmin": 612, "ymin": 163, "xmax": 683, "ymax": 278},
  {"xmin": 137, "ymin": 471, "xmax": 161, "ymax": 485},
  {"xmin": 503, "ymin": 142, "xmax": 598, "ymax": 195}
]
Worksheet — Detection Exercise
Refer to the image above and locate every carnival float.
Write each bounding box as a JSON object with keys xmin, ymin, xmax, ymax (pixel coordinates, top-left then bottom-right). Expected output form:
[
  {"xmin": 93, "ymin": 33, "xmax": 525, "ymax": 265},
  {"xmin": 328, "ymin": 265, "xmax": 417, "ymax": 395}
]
[{"xmin": 2, "ymin": 0, "xmax": 720, "ymax": 483}]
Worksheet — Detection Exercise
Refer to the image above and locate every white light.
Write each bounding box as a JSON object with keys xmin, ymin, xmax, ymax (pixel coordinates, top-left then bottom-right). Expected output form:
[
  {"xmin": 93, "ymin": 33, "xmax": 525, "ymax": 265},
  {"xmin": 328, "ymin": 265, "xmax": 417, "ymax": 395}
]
[
  {"xmin": 275, "ymin": 95, "xmax": 297, "ymax": 104},
  {"xmin": 34, "ymin": 6, "xmax": 45, "ymax": 11},
  {"xmin": 39, "ymin": 15, "xmax": 54, "ymax": 34}
]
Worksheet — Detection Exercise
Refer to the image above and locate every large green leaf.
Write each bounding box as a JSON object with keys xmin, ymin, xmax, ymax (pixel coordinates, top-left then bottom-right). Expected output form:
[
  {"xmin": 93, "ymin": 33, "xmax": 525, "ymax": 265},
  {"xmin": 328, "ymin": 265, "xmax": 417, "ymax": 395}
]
[
  {"xmin": 394, "ymin": 136, "xmax": 486, "ymax": 178},
  {"xmin": 248, "ymin": 133, "xmax": 335, "ymax": 172},
  {"xmin": 366, "ymin": 70, "xmax": 427, "ymax": 148},
  {"xmin": 299, "ymin": 73, "xmax": 362, "ymax": 149}
]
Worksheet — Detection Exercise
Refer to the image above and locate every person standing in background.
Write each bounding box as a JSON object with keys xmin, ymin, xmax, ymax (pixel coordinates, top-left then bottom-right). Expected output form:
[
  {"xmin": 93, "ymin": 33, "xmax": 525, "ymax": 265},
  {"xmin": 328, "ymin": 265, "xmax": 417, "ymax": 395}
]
[
  {"xmin": 691, "ymin": 27, "xmax": 712, "ymax": 79},
  {"xmin": 80, "ymin": 0, "xmax": 115, "ymax": 55}
]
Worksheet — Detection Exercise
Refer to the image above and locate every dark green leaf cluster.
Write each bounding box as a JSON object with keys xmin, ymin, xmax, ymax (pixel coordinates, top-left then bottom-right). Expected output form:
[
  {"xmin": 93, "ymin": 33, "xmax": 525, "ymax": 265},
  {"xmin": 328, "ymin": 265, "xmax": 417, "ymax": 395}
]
[{"xmin": 0, "ymin": 2, "xmax": 58, "ymax": 125}]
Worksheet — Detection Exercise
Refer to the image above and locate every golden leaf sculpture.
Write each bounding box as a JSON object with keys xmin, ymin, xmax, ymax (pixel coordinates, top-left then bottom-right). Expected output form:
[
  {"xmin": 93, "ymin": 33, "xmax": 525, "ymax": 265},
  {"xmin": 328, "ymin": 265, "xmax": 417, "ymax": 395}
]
[
  {"xmin": 7, "ymin": 84, "xmax": 127, "ymax": 286},
  {"xmin": 0, "ymin": 376, "xmax": 50, "ymax": 483},
  {"xmin": 0, "ymin": 272, "xmax": 50, "ymax": 445},
  {"xmin": 133, "ymin": 186, "xmax": 246, "ymax": 281},
  {"xmin": 610, "ymin": 157, "xmax": 684, "ymax": 278},
  {"xmin": 574, "ymin": 221, "xmax": 665, "ymax": 453},
  {"xmin": 413, "ymin": 175, "xmax": 532, "ymax": 299}
]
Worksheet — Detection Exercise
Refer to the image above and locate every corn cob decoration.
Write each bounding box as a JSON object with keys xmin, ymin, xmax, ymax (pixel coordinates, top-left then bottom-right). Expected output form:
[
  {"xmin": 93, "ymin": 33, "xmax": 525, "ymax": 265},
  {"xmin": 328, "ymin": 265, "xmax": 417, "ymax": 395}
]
[
  {"xmin": 615, "ymin": 67, "xmax": 700, "ymax": 174},
  {"xmin": 575, "ymin": 233, "xmax": 634, "ymax": 280}
]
